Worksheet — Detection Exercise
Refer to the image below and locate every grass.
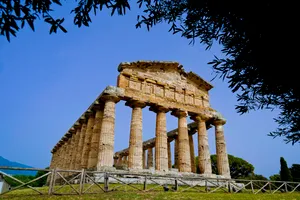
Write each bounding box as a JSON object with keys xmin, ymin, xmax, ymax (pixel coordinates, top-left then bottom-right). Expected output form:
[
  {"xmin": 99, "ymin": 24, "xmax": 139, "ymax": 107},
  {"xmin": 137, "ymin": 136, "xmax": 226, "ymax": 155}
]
[{"xmin": 1, "ymin": 184, "xmax": 300, "ymax": 200}]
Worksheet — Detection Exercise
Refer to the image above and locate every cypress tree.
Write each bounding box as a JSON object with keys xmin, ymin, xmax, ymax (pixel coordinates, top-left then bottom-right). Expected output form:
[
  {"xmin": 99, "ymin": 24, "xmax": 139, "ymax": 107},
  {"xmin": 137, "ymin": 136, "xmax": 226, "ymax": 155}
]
[{"xmin": 280, "ymin": 157, "xmax": 293, "ymax": 181}]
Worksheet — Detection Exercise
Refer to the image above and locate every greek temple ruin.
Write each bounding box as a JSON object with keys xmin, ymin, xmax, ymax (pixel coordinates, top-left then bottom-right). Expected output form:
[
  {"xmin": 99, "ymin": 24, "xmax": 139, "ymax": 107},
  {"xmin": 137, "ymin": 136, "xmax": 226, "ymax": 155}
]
[{"xmin": 49, "ymin": 61, "xmax": 231, "ymax": 178}]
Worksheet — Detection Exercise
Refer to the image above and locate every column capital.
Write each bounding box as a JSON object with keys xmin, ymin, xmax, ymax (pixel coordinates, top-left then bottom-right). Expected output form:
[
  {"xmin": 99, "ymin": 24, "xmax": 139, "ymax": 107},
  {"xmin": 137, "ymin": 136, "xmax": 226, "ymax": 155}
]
[
  {"xmin": 125, "ymin": 100, "xmax": 146, "ymax": 108},
  {"xmin": 149, "ymin": 105, "xmax": 169, "ymax": 113},
  {"xmin": 213, "ymin": 118, "xmax": 226, "ymax": 126},
  {"xmin": 190, "ymin": 113, "xmax": 210, "ymax": 122},
  {"xmin": 100, "ymin": 94, "xmax": 120, "ymax": 103},
  {"xmin": 171, "ymin": 109, "xmax": 188, "ymax": 118}
]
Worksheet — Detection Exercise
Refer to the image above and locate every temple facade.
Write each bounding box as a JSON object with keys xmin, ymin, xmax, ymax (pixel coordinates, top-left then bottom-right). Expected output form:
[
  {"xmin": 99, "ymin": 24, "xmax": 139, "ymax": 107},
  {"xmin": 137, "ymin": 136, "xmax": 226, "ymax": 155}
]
[{"xmin": 49, "ymin": 61, "xmax": 231, "ymax": 178}]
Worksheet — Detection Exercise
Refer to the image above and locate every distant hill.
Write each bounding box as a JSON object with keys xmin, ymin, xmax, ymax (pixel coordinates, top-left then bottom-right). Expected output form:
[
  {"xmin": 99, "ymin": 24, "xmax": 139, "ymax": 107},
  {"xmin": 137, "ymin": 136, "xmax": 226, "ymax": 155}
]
[{"xmin": 0, "ymin": 156, "xmax": 37, "ymax": 176}]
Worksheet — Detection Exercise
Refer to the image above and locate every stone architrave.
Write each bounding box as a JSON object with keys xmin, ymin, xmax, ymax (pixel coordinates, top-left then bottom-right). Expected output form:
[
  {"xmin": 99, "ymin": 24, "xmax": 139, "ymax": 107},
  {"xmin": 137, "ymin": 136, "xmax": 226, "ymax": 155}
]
[
  {"xmin": 126, "ymin": 100, "xmax": 146, "ymax": 170},
  {"xmin": 75, "ymin": 122, "xmax": 87, "ymax": 169},
  {"xmin": 171, "ymin": 110, "xmax": 191, "ymax": 172},
  {"xmin": 192, "ymin": 114, "xmax": 212, "ymax": 174},
  {"xmin": 174, "ymin": 136, "xmax": 179, "ymax": 168},
  {"xmin": 147, "ymin": 147, "xmax": 153, "ymax": 169},
  {"xmin": 188, "ymin": 134, "xmax": 196, "ymax": 173},
  {"xmin": 213, "ymin": 119, "xmax": 231, "ymax": 178},
  {"xmin": 167, "ymin": 141, "xmax": 172, "ymax": 169},
  {"xmin": 88, "ymin": 107, "xmax": 104, "ymax": 169},
  {"xmin": 81, "ymin": 113, "xmax": 95, "ymax": 169},
  {"xmin": 150, "ymin": 106, "xmax": 169, "ymax": 171},
  {"xmin": 97, "ymin": 95, "xmax": 120, "ymax": 169}
]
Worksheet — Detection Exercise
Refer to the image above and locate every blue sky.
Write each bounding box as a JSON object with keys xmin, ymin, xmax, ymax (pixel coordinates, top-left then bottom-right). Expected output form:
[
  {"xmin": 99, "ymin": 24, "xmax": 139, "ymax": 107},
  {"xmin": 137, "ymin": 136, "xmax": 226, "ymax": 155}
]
[{"xmin": 0, "ymin": 3, "xmax": 299, "ymax": 178}]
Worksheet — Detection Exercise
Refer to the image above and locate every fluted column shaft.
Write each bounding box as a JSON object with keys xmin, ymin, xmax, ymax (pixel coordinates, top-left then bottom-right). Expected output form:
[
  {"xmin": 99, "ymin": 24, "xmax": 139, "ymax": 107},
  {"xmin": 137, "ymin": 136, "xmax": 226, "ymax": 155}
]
[
  {"xmin": 88, "ymin": 109, "xmax": 104, "ymax": 169},
  {"xmin": 143, "ymin": 150, "xmax": 146, "ymax": 169},
  {"xmin": 174, "ymin": 136, "xmax": 179, "ymax": 168},
  {"xmin": 147, "ymin": 147, "xmax": 153, "ymax": 168},
  {"xmin": 172, "ymin": 110, "xmax": 191, "ymax": 172},
  {"xmin": 167, "ymin": 141, "xmax": 172, "ymax": 169},
  {"xmin": 214, "ymin": 119, "xmax": 230, "ymax": 178},
  {"xmin": 117, "ymin": 155, "xmax": 123, "ymax": 166},
  {"xmin": 68, "ymin": 132, "xmax": 77, "ymax": 170},
  {"xmin": 151, "ymin": 106, "xmax": 168, "ymax": 171},
  {"xmin": 81, "ymin": 114, "xmax": 95, "ymax": 169},
  {"xmin": 189, "ymin": 134, "xmax": 196, "ymax": 173},
  {"xmin": 70, "ymin": 128, "xmax": 81, "ymax": 170},
  {"xmin": 97, "ymin": 96, "xmax": 119, "ymax": 169},
  {"xmin": 193, "ymin": 115, "xmax": 212, "ymax": 174},
  {"xmin": 127, "ymin": 101, "xmax": 145, "ymax": 170},
  {"xmin": 75, "ymin": 122, "xmax": 87, "ymax": 169}
]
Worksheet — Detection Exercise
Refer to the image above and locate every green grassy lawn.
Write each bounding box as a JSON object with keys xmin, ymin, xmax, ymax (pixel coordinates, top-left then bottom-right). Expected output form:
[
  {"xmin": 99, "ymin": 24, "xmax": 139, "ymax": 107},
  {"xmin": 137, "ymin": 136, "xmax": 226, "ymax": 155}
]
[{"xmin": 1, "ymin": 184, "xmax": 300, "ymax": 200}]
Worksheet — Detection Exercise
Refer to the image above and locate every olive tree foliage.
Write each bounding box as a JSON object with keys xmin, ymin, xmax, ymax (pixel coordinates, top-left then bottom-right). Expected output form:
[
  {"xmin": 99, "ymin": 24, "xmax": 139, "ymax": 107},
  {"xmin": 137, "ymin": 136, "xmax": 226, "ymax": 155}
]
[{"xmin": 1, "ymin": 1, "xmax": 299, "ymax": 144}]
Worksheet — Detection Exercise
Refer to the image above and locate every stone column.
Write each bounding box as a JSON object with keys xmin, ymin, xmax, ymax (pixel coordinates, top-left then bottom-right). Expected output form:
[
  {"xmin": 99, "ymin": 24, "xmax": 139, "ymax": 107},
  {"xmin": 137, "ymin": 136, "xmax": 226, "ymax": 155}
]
[
  {"xmin": 117, "ymin": 155, "xmax": 123, "ymax": 166},
  {"xmin": 147, "ymin": 147, "xmax": 153, "ymax": 169},
  {"xmin": 113, "ymin": 156, "xmax": 118, "ymax": 166},
  {"xmin": 150, "ymin": 106, "xmax": 168, "ymax": 171},
  {"xmin": 143, "ymin": 150, "xmax": 146, "ymax": 169},
  {"xmin": 97, "ymin": 95, "xmax": 120, "ymax": 169},
  {"xmin": 189, "ymin": 134, "xmax": 196, "ymax": 173},
  {"xmin": 171, "ymin": 110, "xmax": 191, "ymax": 172},
  {"xmin": 126, "ymin": 100, "xmax": 146, "ymax": 170},
  {"xmin": 68, "ymin": 130, "xmax": 77, "ymax": 170},
  {"xmin": 70, "ymin": 127, "xmax": 81, "ymax": 170},
  {"xmin": 191, "ymin": 114, "xmax": 212, "ymax": 174},
  {"xmin": 75, "ymin": 121, "xmax": 87, "ymax": 169},
  {"xmin": 88, "ymin": 107, "xmax": 104, "ymax": 169},
  {"xmin": 213, "ymin": 119, "xmax": 231, "ymax": 178},
  {"xmin": 81, "ymin": 113, "xmax": 95, "ymax": 169},
  {"xmin": 174, "ymin": 136, "xmax": 179, "ymax": 168},
  {"xmin": 167, "ymin": 141, "xmax": 172, "ymax": 169}
]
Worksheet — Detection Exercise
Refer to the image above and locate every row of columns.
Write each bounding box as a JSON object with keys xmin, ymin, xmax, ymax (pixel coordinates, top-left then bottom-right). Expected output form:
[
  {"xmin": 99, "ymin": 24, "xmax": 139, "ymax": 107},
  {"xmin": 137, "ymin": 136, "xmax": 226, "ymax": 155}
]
[
  {"xmin": 50, "ymin": 96, "xmax": 230, "ymax": 178},
  {"xmin": 50, "ymin": 95, "xmax": 120, "ymax": 173}
]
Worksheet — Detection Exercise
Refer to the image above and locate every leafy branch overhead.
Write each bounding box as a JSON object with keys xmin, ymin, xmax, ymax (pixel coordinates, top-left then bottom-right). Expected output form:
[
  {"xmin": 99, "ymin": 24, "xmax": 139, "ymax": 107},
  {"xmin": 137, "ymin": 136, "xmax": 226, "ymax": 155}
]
[{"xmin": 1, "ymin": 0, "xmax": 299, "ymax": 144}]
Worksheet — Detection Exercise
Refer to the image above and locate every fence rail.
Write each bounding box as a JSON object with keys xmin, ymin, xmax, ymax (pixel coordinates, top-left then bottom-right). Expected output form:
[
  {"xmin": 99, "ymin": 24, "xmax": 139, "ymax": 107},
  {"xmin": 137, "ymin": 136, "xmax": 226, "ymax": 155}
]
[{"xmin": 1, "ymin": 166, "xmax": 300, "ymax": 196}]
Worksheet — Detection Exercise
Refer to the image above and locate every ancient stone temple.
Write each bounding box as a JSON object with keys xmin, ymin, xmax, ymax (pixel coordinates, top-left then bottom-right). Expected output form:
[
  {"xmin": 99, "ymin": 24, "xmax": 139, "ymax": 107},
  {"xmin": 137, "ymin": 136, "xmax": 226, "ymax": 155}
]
[{"xmin": 49, "ymin": 61, "xmax": 231, "ymax": 178}]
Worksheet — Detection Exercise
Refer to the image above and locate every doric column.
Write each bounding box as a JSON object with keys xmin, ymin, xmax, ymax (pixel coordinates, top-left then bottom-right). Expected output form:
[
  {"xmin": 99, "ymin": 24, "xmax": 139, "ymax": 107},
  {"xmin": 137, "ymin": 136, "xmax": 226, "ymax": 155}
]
[
  {"xmin": 117, "ymin": 155, "xmax": 123, "ymax": 166},
  {"xmin": 68, "ymin": 129, "xmax": 77, "ymax": 170},
  {"xmin": 171, "ymin": 110, "xmax": 191, "ymax": 172},
  {"xmin": 150, "ymin": 106, "xmax": 168, "ymax": 171},
  {"xmin": 147, "ymin": 147, "xmax": 153, "ymax": 169},
  {"xmin": 167, "ymin": 141, "xmax": 172, "ymax": 169},
  {"xmin": 213, "ymin": 119, "xmax": 231, "ymax": 178},
  {"xmin": 188, "ymin": 134, "xmax": 196, "ymax": 173},
  {"xmin": 75, "ymin": 121, "xmax": 87, "ymax": 169},
  {"xmin": 88, "ymin": 107, "xmax": 104, "ymax": 169},
  {"xmin": 113, "ymin": 155, "xmax": 118, "ymax": 166},
  {"xmin": 70, "ymin": 126, "xmax": 81, "ymax": 170},
  {"xmin": 97, "ymin": 95, "xmax": 120, "ymax": 169},
  {"xmin": 143, "ymin": 150, "xmax": 146, "ymax": 169},
  {"xmin": 174, "ymin": 136, "xmax": 179, "ymax": 168},
  {"xmin": 126, "ymin": 100, "xmax": 146, "ymax": 170},
  {"xmin": 81, "ymin": 113, "xmax": 95, "ymax": 169},
  {"xmin": 191, "ymin": 114, "xmax": 212, "ymax": 174}
]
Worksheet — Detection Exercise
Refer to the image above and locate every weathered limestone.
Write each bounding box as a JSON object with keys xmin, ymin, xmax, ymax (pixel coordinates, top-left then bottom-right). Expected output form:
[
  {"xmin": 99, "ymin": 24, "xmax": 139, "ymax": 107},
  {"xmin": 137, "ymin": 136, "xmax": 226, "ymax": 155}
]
[
  {"xmin": 174, "ymin": 136, "xmax": 179, "ymax": 168},
  {"xmin": 147, "ymin": 147, "xmax": 153, "ymax": 169},
  {"xmin": 81, "ymin": 113, "xmax": 95, "ymax": 169},
  {"xmin": 126, "ymin": 101, "xmax": 146, "ymax": 170},
  {"xmin": 70, "ymin": 127, "xmax": 80, "ymax": 170},
  {"xmin": 192, "ymin": 114, "xmax": 212, "ymax": 174},
  {"xmin": 172, "ymin": 110, "xmax": 191, "ymax": 172},
  {"xmin": 75, "ymin": 122, "xmax": 87, "ymax": 169},
  {"xmin": 167, "ymin": 141, "xmax": 172, "ymax": 169},
  {"xmin": 117, "ymin": 155, "xmax": 123, "ymax": 166},
  {"xmin": 189, "ymin": 134, "xmax": 196, "ymax": 173},
  {"xmin": 150, "ymin": 106, "xmax": 168, "ymax": 171},
  {"xmin": 88, "ymin": 108, "xmax": 104, "ymax": 169},
  {"xmin": 213, "ymin": 119, "xmax": 230, "ymax": 178},
  {"xmin": 143, "ymin": 150, "xmax": 146, "ymax": 169},
  {"xmin": 97, "ymin": 95, "xmax": 120, "ymax": 169}
]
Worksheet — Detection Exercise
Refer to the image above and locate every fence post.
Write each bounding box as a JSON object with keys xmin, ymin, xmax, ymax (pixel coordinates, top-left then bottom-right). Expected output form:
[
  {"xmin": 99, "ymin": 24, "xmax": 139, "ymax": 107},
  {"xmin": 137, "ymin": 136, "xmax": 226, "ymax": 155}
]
[
  {"xmin": 174, "ymin": 178, "xmax": 178, "ymax": 191},
  {"xmin": 205, "ymin": 179, "xmax": 208, "ymax": 192},
  {"xmin": 79, "ymin": 169, "xmax": 85, "ymax": 195},
  {"xmin": 48, "ymin": 168, "xmax": 55, "ymax": 195},
  {"xmin": 143, "ymin": 176, "xmax": 147, "ymax": 190},
  {"xmin": 228, "ymin": 181, "xmax": 231, "ymax": 193},
  {"xmin": 285, "ymin": 182, "xmax": 288, "ymax": 193},
  {"xmin": 104, "ymin": 172, "xmax": 109, "ymax": 192}
]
